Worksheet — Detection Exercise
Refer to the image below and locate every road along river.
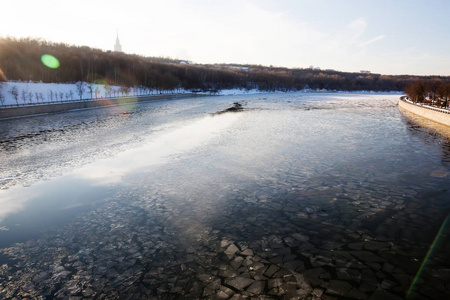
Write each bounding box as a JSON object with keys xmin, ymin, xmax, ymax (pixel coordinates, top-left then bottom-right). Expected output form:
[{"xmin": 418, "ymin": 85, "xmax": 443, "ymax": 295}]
[{"xmin": 0, "ymin": 92, "xmax": 449, "ymax": 299}]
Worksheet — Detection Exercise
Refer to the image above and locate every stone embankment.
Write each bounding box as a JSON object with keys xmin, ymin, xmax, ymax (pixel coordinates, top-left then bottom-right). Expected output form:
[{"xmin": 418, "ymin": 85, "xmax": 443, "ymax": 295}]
[
  {"xmin": 0, "ymin": 93, "xmax": 211, "ymax": 119},
  {"xmin": 398, "ymin": 96, "xmax": 450, "ymax": 127}
]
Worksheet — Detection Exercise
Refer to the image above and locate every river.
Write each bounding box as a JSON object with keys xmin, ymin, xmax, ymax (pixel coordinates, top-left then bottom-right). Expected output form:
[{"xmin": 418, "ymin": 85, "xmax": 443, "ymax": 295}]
[{"xmin": 0, "ymin": 92, "xmax": 449, "ymax": 299}]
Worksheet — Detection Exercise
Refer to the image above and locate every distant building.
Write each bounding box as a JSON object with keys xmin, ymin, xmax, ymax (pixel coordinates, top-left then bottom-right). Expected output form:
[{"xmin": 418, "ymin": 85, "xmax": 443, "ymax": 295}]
[
  {"xmin": 360, "ymin": 70, "xmax": 371, "ymax": 74},
  {"xmin": 308, "ymin": 66, "xmax": 321, "ymax": 71},
  {"xmin": 114, "ymin": 32, "xmax": 122, "ymax": 52}
]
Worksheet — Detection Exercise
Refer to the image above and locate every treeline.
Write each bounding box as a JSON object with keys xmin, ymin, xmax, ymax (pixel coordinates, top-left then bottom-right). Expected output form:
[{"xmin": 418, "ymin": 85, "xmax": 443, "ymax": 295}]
[
  {"xmin": 1, "ymin": 37, "xmax": 450, "ymax": 92},
  {"xmin": 404, "ymin": 80, "xmax": 450, "ymax": 107}
]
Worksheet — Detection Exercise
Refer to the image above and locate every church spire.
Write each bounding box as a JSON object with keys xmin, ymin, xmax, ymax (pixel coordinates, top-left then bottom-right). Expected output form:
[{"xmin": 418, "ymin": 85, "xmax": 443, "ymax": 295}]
[{"xmin": 114, "ymin": 31, "xmax": 122, "ymax": 52}]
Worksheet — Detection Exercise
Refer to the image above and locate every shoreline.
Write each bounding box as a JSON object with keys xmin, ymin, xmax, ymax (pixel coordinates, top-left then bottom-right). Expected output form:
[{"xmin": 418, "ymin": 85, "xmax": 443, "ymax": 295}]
[
  {"xmin": 398, "ymin": 97, "xmax": 450, "ymax": 139},
  {"xmin": 0, "ymin": 93, "xmax": 213, "ymax": 119},
  {"xmin": 0, "ymin": 90, "xmax": 404, "ymax": 120},
  {"xmin": 398, "ymin": 97, "xmax": 450, "ymax": 127}
]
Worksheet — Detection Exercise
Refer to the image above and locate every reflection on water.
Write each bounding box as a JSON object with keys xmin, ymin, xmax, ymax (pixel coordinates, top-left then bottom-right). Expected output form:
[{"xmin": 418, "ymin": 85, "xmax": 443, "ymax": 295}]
[
  {"xmin": 0, "ymin": 113, "xmax": 242, "ymax": 244},
  {"xmin": 0, "ymin": 93, "xmax": 449, "ymax": 299},
  {"xmin": 73, "ymin": 113, "xmax": 242, "ymax": 186},
  {"xmin": 399, "ymin": 105, "xmax": 450, "ymax": 140},
  {"xmin": 399, "ymin": 106, "xmax": 450, "ymax": 169}
]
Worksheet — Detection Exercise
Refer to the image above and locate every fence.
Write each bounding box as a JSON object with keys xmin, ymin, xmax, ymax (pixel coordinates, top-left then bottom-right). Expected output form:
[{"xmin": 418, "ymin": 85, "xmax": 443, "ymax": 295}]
[
  {"xmin": 400, "ymin": 96, "xmax": 450, "ymax": 115},
  {"xmin": 0, "ymin": 93, "xmax": 213, "ymax": 119},
  {"xmin": 0, "ymin": 91, "xmax": 183, "ymax": 108}
]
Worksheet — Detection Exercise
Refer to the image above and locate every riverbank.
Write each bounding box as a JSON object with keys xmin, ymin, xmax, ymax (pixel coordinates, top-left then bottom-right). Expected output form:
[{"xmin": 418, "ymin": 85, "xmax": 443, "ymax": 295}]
[
  {"xmin": 0, "ymin": 93, "xmax": 212, "ymax": 119},
  {"xmin": 398, "ymin": 96, "xmax": 450, "ymax": 127}
]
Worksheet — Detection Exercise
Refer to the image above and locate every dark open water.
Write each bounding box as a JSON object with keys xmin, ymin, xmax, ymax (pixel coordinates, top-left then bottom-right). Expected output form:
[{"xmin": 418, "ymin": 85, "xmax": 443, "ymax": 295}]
[{"xmin": 0, "ymin": 92, "xmax": 449, "ymax": 299}]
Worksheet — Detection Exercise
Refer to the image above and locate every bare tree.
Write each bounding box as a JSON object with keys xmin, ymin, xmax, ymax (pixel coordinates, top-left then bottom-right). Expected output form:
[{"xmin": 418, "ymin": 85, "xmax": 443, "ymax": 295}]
[
  {"xmin": 426, "ymin": 81, "xmax": 439, "ymax": 104},
  {"xmin": 0, "ymin": 85, "xmax": 4, "ymax": 105},
  {"xmin": 21, "ymin": 90, "xmax": 27, "ymax": 104},
  {"xmin": 120, "ymin": 86, "xmax": 130, "ymax": 96},
  {"xmin": 69, "ymin": 90, "xmax": 74, "ymax": 100},
  {"xmin": 28, "ymin": 92, "xmax": 34, "ymax": 104},
  {"xmin": 75, "ymin": 82, "xmax": 85, "ymax": 100},
  {"xmin": 35, "ymin": 92, "xmax": 40, "ymax": 103},
  {"xmin": 10, "ymin": 86, "xmax": 19, "ymax": 106},
  {"xmin": 87, "ymin": 82, "xmax": 94, "ymax": 100},
  {"xmin": 404, "ymin": 81, "xmax": 425, "ymax": 103},
  {"xmin": 438, "ymin": 82, "xmax": 450, "ymax": 109},
  {"xmin": 104, "ymin": 84, "xmax": 111, "ymax": 98}
]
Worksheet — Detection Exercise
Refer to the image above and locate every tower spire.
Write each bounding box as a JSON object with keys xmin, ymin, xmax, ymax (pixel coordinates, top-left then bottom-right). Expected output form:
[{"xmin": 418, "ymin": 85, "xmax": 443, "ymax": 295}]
[{"xmin": 114, "ymin": 30, "xmax": 122, "ymax": 52}]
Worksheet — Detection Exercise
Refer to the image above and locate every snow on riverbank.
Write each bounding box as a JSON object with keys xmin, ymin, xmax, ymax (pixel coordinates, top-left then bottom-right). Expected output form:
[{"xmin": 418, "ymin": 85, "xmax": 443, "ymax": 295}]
[
  {"xmin": 216, "ymin": 88, "xmax": 266, "ymax": 96},
  {"xmin": 0, "ymin": 81, "xmax": 403, "ymax": 107},
  {"xmin": 0, "ymin": 81, "xmax": 189, "ymax": 107},
  {"xmin": 0, "ymin": 81, "xmax": 267, "ymax": 107}
]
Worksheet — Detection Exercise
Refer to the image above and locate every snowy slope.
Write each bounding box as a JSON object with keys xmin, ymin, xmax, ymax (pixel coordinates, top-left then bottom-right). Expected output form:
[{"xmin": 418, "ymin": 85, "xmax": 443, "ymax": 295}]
[
  {"xmin": 0, "ymin": 81, "xmax": 401, "ymax": 107},
  {"xmin": 0, "ymin": 81, "xmax": 267, "ymax": 107},
  {"xmin": 0, "ymin": 82, "xmax": 166, "ymax": 107}
]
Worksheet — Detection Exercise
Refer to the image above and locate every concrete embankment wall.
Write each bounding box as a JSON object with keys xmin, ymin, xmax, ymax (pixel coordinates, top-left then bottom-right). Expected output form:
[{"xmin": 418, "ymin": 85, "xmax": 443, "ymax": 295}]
[
  {"xmin": 398, "ymin": 98, "xmax": 450, "ymax": 127},
  {"xmin": 0, "ymin": 93, "xmax": 211, "ymax": 119}
]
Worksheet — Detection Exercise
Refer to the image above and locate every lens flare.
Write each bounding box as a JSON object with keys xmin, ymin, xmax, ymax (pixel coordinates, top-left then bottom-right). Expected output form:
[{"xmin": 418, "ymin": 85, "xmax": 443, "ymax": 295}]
[
  {"xmin": 407, "ymin": 215, "xmax": 449, "ymax": 298},
  {"xmin": 0, "ymin": 68, "xmax": 8, "ymax": 81},
  {"xmin": 41, "ymin": 54, "xmax": 60, "ymax": 69}
]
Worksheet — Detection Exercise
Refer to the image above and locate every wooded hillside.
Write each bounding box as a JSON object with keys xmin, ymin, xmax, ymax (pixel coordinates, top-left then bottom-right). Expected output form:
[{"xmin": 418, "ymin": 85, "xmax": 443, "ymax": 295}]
[{"xmin": 1, "ymin": 37, "xmax": 449, "ymax": 92}]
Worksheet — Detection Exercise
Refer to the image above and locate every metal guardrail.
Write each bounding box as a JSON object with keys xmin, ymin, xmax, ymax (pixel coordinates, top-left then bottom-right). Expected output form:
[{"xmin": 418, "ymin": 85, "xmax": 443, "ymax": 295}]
[
  {"xmin": 0, "ymin": 93, "xmax": 212, "ymax": 111},
  {"xmin": 400, "ymin": 97, "xmax": 450, "ymax": 115},
  {"xmin": 1, "ymin": 98, "xmax": 96, "ymax": 108},
  {"xmin": 0, "ymin": 94, "xmax": 169, "ymax": 109}
]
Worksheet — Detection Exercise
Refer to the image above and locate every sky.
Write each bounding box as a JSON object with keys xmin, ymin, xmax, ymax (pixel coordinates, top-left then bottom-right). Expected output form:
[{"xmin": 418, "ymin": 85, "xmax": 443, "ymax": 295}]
[{"xmin": 1, "ymin": 0, "xmax": 450, "ymax": 76}]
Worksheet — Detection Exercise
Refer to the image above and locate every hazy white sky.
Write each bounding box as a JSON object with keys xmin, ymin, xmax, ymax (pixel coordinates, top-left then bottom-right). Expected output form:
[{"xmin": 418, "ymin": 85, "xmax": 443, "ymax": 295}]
[{"xmin": 2, "ymin": 0, "xmax": 450, "ymax": 76}]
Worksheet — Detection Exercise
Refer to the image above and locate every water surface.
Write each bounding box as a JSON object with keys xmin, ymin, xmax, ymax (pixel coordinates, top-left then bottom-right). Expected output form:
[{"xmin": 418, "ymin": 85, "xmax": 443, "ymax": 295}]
[{"xmin": 0, "ymin": 92, "xmax": 449, "ymax": 299}]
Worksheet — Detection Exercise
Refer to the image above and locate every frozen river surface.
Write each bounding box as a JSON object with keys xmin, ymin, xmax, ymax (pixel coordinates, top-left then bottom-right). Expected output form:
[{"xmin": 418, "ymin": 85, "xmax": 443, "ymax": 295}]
[{"xmin": 0, "ymin": 92, "xmax": 449, "ymax": 299}]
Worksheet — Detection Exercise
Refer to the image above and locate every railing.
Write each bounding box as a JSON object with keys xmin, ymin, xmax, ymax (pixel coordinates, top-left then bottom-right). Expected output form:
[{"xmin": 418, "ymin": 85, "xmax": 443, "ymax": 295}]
[
  {"xmin": 1, "ymin": 98, "xmax": 98, "ymax": 108},
  {"xmin": 0, "ymin": 93, "xmax": 183, "ymax": 109},
  {"xmin": 400, "ymin": 97, "xmax": 450, "ymax": 115}
]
